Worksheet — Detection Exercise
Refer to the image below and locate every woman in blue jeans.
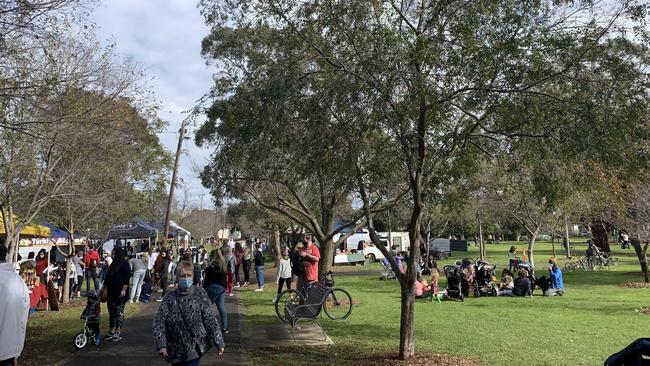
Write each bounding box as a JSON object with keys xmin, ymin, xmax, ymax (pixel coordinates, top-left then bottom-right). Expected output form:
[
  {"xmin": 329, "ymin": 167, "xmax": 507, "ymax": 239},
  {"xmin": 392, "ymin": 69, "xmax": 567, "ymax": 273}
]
[{"xmin": 203, "ymin": 250, "xmax": 229, "ymax": 334}]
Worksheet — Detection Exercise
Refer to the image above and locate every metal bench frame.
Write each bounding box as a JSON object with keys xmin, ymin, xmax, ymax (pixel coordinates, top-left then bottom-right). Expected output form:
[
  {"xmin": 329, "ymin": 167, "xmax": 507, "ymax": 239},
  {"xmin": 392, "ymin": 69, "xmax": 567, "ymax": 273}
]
[{"xmin": 284, "ymin": 282, "xmax": 330, "ymax": 340}]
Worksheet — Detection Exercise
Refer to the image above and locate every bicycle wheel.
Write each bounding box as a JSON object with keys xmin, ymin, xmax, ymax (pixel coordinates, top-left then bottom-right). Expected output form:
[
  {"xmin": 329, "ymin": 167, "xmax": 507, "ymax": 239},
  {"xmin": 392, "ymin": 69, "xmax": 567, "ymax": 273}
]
[
  {"xmin": 323, "ymin": 288, "xmax": 353, "ymax": 320},
  {"xmin": 275, "ymin": 289, "xmax": 303, "ymax": 323},
  {"xmin": 609, "ymin": 257, "xmax": 620, "ymax": 266},
  {"xmin": 565, "ymin": 261, "xmax": 576, "ymax": 272}
]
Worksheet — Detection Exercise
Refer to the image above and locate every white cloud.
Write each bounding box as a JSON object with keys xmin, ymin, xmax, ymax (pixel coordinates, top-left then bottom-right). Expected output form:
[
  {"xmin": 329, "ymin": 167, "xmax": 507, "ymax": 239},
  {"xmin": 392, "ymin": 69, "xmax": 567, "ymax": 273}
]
[{"xmin": 91, "ymin": 0, "xmax": 216, "ymax": 208}]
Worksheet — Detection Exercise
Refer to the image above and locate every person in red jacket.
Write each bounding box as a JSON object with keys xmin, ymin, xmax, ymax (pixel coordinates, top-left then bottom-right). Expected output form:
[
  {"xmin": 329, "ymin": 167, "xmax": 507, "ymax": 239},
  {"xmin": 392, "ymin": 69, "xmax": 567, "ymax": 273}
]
[
  {"xmin": 84, "ymin": 245, "xmax": 100, "ymax": 293},
  {"xmin": 35, "ymin": 249, "xmax": 48, "ymax": 284}
]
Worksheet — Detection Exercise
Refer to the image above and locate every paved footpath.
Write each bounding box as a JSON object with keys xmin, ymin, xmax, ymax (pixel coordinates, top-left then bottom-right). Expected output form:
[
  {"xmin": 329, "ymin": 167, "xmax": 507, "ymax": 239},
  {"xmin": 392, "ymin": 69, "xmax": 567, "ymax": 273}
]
[
  {"xmin": 65, "ymin": 294, "xmax": 244, "ymax": 366},
  {"xmin": 66, "ymin": 264, "xmax": 339, "ymax": 365}
]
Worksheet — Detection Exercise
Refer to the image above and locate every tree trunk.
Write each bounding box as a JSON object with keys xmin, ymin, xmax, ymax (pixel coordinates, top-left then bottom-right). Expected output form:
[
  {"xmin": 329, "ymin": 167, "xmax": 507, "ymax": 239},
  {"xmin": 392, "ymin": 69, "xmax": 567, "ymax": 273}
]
[
  {"xmin": 564, "ymin": 216, "xmax": 571, "ymax": 258},
  {"xmin": 526, "ymin": 231, "xmax": 538, "ymax": 268},
  {"xmin": 631, "ymin": 238, "xmax": 649, "ymax": 283},
  {"xmin": 590, "ymin": 222, "xmax": 611, "ymax": 252},
  {"xmin": 273, "ymin": 225, "xmax": 281, "ymax": 268},
  {"xmin": 317, "ymin": 217, "xmax": 335, "ymax": 277},
  {"xmin": 399, "ymin": 186, "xmax": 423, "ymax": 360},
  {"xmin": 63, "ymin": 256, "xmax": 72, "ymax": 303},
  {"xmin": 551, "ymin": 235, "xmax": 556, "ymax": 257},
  {"xmin": 398, "ymin": 280, "xmax": 415, "ymax": 359},
  {"xmin": 478, "ymin": 219, "xmax": 484, "ymax": 261},
  {"xmin": 515, "ymin": 230, "xmax": 521, "ymax": 242}
]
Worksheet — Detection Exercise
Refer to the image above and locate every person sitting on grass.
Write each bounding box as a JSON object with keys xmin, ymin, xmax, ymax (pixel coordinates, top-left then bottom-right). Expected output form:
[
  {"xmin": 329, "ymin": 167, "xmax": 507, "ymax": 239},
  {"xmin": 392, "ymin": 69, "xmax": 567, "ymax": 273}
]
[
  {"xmin": 499, "ymin": 269, "xmax": 514, "ymax": 292},
  {"xmin": 498, "ymin": 268, "xmax": 532, "ymax": 297},
  {"xmin": 415, "ymin": 273, "xmax": 432, "ymax": 299},
  {"xmin": 544, "ymin": 257, "xmax": 564, "ymax": 296}
]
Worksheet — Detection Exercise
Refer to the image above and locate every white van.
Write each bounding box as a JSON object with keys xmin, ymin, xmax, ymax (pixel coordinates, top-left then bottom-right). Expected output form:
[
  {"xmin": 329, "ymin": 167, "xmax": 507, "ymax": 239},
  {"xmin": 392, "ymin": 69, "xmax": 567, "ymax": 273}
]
[{"xmin": 333, "ymin": 229, "xmax": 411, "ymax": 262}]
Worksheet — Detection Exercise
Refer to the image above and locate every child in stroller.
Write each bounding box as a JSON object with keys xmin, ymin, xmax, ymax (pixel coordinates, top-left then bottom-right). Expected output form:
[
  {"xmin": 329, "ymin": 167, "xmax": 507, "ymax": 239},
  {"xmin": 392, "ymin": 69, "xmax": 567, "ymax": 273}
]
[
  {"xmin": 443, "ymin": 264, "xmax": 465, "ymax": 301},
  {"xmin": 139, "ymin": 272, "xmax": 153, "ymax": 303},
  {"xmin": 474, "ymin": 260, "xmax": 498, "ymax": 296}
]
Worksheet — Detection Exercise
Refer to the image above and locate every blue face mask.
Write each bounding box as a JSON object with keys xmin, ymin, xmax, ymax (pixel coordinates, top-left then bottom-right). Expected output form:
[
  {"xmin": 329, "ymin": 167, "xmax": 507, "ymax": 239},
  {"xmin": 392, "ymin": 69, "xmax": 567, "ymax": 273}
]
[{"xmin": 179, "ymin": 277, "xmax": 193, "ymax": 290}]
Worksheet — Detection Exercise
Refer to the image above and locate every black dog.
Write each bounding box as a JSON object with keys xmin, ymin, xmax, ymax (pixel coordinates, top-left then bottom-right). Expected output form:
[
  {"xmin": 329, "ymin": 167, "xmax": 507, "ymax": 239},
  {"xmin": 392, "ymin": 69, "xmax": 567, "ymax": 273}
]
[{"xmin": 536, "ymin": 275, "xmax": 551, "ymax": 294}]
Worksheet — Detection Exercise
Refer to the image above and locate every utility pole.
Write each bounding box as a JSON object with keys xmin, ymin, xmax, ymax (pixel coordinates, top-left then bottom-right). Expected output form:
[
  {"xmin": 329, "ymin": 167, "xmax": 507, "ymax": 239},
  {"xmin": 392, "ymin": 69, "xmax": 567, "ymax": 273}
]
[{"xmin": 163, "ymin": 117, "xmax": 189, "ymax": 248}]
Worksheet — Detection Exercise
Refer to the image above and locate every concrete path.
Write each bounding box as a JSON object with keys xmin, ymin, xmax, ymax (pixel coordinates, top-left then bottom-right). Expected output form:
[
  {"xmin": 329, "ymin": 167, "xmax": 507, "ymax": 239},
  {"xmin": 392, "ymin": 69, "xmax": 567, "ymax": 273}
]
[
  {"xmin": 66, "ymin": 263, "xmax": 339, "ymax": 365},
  {"xmin": 65, "ymin": 294, "xmax": 244, "ymax": 366}
]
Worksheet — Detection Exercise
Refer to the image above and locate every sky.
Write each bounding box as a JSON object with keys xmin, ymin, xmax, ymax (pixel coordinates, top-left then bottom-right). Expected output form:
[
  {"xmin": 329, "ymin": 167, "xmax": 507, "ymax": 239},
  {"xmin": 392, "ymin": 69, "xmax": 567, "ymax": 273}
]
[{"xmin": 91, "ymin": 0, "xmax": 216, "ymax": 209}]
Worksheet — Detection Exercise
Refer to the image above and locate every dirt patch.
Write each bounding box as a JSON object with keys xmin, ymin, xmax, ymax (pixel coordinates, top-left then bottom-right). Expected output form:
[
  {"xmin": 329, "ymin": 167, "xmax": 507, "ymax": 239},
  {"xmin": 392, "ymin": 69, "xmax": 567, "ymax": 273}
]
[
  {"xmin": 620, "ymin": 282, "xmax": 650, "ymax": 288},
  {"xmin": 352, "ymin": 352, "xmax": 481, "ymax": 366}
]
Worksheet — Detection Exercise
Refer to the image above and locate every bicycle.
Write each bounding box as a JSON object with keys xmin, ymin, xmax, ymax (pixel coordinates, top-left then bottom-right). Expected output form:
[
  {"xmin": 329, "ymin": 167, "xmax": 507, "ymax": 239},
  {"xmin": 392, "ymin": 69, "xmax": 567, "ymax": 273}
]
[
  {"xmin": 275, "ymin": 271, "xmax": 353, "ymax": 323},
  {"xmin": 565, "ymin": 256, "xmax": 589, "ymax": 272}
]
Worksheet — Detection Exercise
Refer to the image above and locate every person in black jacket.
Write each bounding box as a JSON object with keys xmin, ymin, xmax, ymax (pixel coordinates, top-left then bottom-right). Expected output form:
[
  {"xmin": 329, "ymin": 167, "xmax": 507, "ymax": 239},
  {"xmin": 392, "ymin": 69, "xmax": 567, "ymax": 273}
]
[
  {"xmin": 203, "ymin": 250, "xmax": 229, "ymax": 333},
  {"xmin": 104, "ymin": 246, "xmax": 131, "ymax": 341},
  {"xmin": 156, "ymin": 250, "xmax": 171, "ymax": 301},
  {"xmin": 498, "ymin": 268, "xmax": 532, "ymax": 297},
  {"xmin": 253, "ymin": 243, "xmax": 265, "ymax": 292}
]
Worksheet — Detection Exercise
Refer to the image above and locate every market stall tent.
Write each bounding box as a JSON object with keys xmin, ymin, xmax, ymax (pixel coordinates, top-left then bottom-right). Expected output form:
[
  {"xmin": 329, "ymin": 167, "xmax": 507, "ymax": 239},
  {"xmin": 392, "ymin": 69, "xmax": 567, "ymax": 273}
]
[
  {"xmin": 0, "ymin": 212, "xmax": 51, "ymax": 237},
  {"xmin": 107, "ymin": 218, "xmax": 159, "ymax": 240}
]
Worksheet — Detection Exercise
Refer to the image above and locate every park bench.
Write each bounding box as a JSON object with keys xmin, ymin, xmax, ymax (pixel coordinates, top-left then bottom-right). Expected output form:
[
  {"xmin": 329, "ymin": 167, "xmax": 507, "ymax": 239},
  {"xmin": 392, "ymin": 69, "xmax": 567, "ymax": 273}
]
[{"xmin": 284, "ymin": 282, "xmax": 330, "ymax": 340}]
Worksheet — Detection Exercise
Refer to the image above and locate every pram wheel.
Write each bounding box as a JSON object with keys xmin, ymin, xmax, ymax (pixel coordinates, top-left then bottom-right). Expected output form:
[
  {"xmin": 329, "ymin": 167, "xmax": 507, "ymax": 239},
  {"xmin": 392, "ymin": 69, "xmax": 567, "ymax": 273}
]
[{"xmin": 73, "ymin": 332, "xmax": 88, "ymax": 349}]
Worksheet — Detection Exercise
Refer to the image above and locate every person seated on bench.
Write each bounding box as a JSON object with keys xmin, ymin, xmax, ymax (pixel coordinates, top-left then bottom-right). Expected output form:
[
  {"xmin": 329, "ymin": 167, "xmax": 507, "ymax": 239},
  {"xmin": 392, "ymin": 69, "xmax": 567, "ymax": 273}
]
[
  {"xmin": 415, "ymin": 273, "xmax": 433, "ymax": 299},
  {"xmin": 498, "ymin": 269, "xmax": 532, "ymax": 297},
  {"xmin": 544, "ymin": 257, "xmax": 564, "ymax": 296}
]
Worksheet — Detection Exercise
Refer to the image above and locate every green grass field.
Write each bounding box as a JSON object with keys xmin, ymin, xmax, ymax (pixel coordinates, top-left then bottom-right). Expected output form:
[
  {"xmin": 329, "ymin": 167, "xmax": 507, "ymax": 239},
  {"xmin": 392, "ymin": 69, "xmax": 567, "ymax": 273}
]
[{"xmin": 239, "ymin": 240, "xmax": 650, "ymax": 365}]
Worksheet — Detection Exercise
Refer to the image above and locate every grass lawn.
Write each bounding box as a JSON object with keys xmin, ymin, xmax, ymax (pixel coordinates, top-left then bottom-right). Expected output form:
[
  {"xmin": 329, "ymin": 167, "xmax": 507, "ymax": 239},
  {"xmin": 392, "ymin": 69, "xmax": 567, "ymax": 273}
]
[
  {"xmin": 21, "ymin": 297, "xmax": 145, "ymax": 366},
  {"xmin": 239, "ymin": 240, "xmax": 650, "ymax": 365}
]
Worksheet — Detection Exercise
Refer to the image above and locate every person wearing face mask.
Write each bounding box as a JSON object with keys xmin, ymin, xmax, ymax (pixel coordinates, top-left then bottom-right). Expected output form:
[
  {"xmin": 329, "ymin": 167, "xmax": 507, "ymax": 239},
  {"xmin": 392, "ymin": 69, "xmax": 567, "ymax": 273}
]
[
  {"xmin": 544, "ymin": 257, "xmax": 564, "ymax": 296},
  {"xmin": 153, "ymin": 261, "xmax": 225, "ymax": 366}
]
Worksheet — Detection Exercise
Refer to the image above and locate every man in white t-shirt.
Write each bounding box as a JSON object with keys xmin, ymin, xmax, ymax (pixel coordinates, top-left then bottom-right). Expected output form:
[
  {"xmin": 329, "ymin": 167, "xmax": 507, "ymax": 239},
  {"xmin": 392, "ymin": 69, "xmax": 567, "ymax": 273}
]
[{"xmin": 0, "ymin": 245, "xmax": 30, "ymax": 366}]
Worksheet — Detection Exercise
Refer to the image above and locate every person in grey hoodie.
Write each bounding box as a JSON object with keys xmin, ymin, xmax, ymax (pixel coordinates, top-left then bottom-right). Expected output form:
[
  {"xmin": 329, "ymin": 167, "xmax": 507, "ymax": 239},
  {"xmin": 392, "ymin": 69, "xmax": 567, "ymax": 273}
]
[
  {"xmin": 128, "ymin": 252, "xmax": 149, "ymax": 303},
  {"xmin": 153, "ymin": 261, "xmax": 225, "ymax": 365}
]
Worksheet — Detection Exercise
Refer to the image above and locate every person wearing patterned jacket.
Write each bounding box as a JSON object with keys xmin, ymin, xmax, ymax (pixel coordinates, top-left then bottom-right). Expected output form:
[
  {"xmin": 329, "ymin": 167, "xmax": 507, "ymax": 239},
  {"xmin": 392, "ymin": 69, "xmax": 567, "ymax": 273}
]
[{"xmin": 153, "ymin": 261, "xmax": 225, "ymax": 366}]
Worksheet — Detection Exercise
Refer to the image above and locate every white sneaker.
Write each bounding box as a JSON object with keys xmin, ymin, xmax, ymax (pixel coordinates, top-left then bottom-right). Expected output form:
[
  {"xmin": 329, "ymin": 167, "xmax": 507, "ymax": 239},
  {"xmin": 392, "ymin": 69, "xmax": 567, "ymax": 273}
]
[
  {"xmin": 128, "ymin": 300, "xmax": 133, "ymax": 304},
  {"xmin": 234, "ymin": 284, "xmax": 240, "ymax": 288},
  {"xmin": 254, "ymin": 288, "xmax": 264, "ymax": 292}
]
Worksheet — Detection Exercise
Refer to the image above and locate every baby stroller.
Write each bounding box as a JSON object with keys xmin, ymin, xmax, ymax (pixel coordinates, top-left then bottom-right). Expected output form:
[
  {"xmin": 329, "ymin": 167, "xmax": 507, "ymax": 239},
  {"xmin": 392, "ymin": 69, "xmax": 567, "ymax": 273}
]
[
  {"xmin": 139, "ymin": 273, "xmax": 153, "ymax": 303},
  {"xmin": 474, "ymin": 260, "xmax": 498, "ymax": 297},
  {"xmin": 444, "ymin": 265, "xmax": 465, "ymax": 301},
  {"xmin": 380, "ymin": 258, "xmax": 397, "ymax": 280},
  {"xmin": 458, "ymin": 258, "xmax": 478, "ymax": 297}
]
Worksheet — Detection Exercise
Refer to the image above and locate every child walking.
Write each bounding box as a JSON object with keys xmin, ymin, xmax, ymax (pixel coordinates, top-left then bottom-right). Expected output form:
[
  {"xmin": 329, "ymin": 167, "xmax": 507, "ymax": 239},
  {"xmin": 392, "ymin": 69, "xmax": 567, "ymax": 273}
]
[
  {"xmin": 81, "ymin": 290, "xmax": 101, "ymax": 345},
  {"xmin": 273, "ymin": 248, "xmax": 292, "ymax": 304}
]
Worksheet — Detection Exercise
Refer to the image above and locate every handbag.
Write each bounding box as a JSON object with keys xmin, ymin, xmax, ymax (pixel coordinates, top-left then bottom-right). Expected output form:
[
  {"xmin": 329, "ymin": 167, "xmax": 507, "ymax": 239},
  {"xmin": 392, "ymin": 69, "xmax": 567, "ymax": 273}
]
[
  {"xmin": 99, "ymin": 286, "xmax": 108, "ymax": 303},
  {"xmin": 175, "ymin": 288, "xmax": 213, "ymax": 356}
]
